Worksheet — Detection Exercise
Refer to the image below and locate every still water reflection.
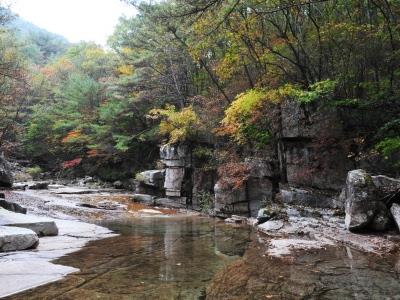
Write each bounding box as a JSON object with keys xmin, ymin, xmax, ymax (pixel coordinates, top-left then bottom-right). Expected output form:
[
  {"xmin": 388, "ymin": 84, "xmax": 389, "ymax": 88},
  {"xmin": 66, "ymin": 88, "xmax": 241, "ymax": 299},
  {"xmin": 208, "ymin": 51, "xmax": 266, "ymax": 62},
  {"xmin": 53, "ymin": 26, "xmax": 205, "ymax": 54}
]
[
  {"xmin": 8, "ymin": 215, "xmax": 400, "ymax": 300},
  {"xmin": 6, "ymin": 216, "xmax": 251, "ymax": 300}
]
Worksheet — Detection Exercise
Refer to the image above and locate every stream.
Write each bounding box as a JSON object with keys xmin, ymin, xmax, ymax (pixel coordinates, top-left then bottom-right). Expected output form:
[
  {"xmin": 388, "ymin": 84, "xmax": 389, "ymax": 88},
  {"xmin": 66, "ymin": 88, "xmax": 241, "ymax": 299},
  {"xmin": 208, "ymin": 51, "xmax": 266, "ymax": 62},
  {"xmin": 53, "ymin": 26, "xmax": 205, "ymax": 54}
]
[{"xmin": 3, "ymin": 188, "xmax": 400, "ymax": 299}]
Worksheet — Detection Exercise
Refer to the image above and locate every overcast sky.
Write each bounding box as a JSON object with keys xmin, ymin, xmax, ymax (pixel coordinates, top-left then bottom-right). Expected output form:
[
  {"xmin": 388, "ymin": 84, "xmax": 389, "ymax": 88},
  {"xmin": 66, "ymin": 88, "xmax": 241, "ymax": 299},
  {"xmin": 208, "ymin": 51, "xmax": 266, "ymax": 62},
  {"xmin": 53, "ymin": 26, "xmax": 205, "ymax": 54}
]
[{"xmin": 5, "ymin": 0, "xmax": 136, "ymax": 45}]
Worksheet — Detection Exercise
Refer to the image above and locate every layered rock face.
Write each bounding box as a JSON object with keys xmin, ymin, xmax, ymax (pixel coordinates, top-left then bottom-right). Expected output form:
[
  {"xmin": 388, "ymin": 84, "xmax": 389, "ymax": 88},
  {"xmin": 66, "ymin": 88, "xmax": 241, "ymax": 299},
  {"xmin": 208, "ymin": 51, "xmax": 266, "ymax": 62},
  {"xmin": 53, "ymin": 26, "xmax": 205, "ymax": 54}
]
[
  {"xmin": 214, "ymin": 158, "xmax": 278, "ymax": 218},
  {"xmin": 213, "ymin": 99, "xmax": 352, "ymax": 217}
]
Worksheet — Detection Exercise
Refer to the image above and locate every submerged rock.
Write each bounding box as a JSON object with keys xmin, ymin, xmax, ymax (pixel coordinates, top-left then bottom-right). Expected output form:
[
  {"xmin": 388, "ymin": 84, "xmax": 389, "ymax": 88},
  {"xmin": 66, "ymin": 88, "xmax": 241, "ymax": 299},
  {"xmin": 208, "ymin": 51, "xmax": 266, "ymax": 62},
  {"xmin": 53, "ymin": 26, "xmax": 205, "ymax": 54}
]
[
  {"xmin": 0, "ymin": 226, "xmax": 38, "ymax": 252},
  {"xmin": 0, "ymin": 155, "xmax": 13, "ymax": 188}
]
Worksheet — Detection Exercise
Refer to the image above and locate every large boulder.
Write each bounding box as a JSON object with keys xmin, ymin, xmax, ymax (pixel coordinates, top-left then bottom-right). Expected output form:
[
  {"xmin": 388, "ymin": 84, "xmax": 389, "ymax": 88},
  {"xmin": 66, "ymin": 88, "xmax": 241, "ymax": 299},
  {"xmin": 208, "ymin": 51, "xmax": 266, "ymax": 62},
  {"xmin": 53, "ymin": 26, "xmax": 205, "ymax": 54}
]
[
  {"xmin": 0, "ymin": 155, "xmax": 13, "ymax": 188},
  {"xmin": 0, "ymin": 226, "xmax": 39, "ymax": 252},
  {"xmin": 344, "ymin": 169, "xmax": 400, "ymax": 232},
  {"xmin": 344, "ymin": 170, "xmax": 380, "ymax": 231},
  {"xmin": 136, "ymin": 170, "xmax": 165, "ymax": 189}
]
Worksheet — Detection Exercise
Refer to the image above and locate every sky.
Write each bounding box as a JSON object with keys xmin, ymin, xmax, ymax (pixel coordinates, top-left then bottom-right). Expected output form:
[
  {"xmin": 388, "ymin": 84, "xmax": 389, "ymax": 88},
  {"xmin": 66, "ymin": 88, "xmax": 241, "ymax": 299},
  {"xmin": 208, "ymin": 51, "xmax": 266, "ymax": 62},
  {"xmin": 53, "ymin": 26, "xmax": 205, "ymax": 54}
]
[{"xmin": 5, "ymin": 0, "xmax": 137, "ymax": 45}]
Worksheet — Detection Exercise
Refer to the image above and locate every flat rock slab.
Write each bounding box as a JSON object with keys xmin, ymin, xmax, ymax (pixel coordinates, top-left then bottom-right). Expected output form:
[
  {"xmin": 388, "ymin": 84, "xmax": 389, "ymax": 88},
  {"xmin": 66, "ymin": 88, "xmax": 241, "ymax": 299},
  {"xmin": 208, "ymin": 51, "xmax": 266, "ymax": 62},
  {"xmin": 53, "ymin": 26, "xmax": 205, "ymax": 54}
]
[
  {"xmin": 268, "ymin": 238, "xmax": 334, "ymax": 257},
  {"xmin": 0, "ymin": 261, "xmax": 78, "ymax": 298},
  {"xmin": 0, "ymin": 218, "xmax": 115, "ymax": 298},
  {"xmin": 0, "ymin": 226, "xmax": 38, "ymax": 252},
  {"xmin": 0, "ymin": 208, "xmax": 58, "ymax": 236}
]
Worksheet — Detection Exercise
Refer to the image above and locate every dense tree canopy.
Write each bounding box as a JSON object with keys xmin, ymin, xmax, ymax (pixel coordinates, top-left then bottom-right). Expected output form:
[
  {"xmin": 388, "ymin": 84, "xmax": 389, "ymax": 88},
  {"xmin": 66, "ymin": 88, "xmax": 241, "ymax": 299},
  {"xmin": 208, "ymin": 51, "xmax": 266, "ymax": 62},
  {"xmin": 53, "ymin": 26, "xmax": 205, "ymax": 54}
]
[{"xmin": 0, "ymin": 0, "xmax": 399, "ymax": 179}]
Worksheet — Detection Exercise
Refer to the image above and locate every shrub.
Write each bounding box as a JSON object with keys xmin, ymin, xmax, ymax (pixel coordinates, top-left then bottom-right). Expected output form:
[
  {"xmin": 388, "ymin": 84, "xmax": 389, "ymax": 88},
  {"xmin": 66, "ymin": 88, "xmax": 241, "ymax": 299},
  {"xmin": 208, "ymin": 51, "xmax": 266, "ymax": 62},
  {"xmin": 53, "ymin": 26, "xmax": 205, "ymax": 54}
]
[
  {"xmin": 26, "ymin": 166, "xmax": 43, "ymax": 179},
  {"xmin": 217, "ymin": 162, "xmax": 250, "ymax": 190},
  {"xmin": 197, "ymin": 191, "xmax": 214, "ymax": 213}
]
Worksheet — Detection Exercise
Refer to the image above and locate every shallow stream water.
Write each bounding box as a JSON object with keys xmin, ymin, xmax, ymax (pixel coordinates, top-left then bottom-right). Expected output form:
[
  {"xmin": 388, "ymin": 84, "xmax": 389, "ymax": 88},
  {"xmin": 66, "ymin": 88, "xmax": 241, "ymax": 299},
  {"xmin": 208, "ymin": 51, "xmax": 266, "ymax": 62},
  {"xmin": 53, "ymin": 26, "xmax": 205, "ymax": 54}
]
[
  {"xmin": 5, "ymin": 216, "xmax": 251, "ymax": 300},
  {"xmin": 5, "ymin": 214, "xmax": 400, "ymax": 300}
]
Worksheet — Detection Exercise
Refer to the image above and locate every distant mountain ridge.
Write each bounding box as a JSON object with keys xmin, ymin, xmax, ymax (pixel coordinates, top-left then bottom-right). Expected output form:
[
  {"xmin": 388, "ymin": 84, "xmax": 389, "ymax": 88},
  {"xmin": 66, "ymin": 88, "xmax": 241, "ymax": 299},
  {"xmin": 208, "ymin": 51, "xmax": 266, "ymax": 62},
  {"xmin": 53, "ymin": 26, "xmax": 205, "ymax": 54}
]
[{"xmin": 8, "ymin": 15, "xmax": 70, "ymax": 65}]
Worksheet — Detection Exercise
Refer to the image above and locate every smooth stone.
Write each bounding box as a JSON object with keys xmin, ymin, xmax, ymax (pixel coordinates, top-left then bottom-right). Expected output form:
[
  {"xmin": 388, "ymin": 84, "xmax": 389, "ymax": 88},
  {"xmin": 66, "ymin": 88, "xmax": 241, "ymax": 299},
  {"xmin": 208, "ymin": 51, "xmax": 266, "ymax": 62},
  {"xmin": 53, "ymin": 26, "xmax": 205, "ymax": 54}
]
[
  {"xmin": 0, "ymin": 226, "xmax": 38, "ymax": 252},
  {"xmin": 0, "ymin": 209, "xmax": 58, "ymax": 236}
]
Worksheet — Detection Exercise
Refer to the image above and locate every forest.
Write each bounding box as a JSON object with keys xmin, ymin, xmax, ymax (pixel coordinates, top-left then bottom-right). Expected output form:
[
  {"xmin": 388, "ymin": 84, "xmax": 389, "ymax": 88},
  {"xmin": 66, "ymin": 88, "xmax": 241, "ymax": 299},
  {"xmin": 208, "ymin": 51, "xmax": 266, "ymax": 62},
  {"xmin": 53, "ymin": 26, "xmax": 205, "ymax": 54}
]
[
  {"xmin": 0, "ymin": 0, "xmax": 399, "ymax": 182},
  {"xmin": 2, "ymin": 1, "xmax": 400, "ymax": 298}
]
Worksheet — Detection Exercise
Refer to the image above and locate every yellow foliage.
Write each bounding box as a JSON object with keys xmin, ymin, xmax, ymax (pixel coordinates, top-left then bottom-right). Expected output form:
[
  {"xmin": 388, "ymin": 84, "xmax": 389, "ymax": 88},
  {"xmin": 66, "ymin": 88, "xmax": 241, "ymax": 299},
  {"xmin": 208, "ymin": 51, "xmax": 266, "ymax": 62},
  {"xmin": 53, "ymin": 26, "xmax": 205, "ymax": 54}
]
[
  {"xmin": 149, "ymin": 105, "xmax": 201, "ymax": 144},
  {"xmin": 117, "ymin": 64, "xmax": 134, "ymax": 76}
]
